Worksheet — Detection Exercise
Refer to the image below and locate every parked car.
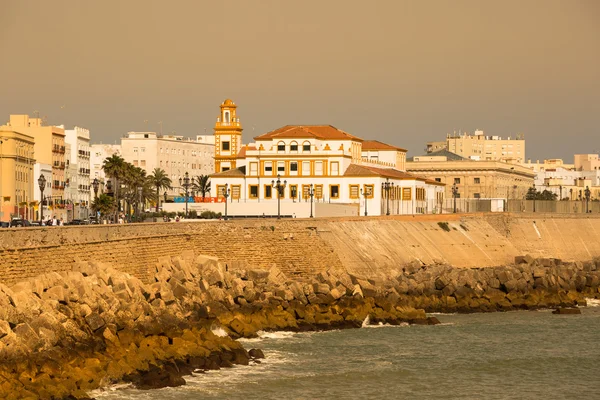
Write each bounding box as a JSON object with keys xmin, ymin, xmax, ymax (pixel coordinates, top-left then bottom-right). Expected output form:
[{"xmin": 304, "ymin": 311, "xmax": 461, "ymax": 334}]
[
  {"xmin": 67, "ymin": 219, "xmax": 88, "ymax": 225},
  {"xmin": 9, "ymin": 218, "xmax": 32, "ymax": 228},
  {"xmin": 0, "ymin": 221, "xmax": 9, "ymax": 228}
]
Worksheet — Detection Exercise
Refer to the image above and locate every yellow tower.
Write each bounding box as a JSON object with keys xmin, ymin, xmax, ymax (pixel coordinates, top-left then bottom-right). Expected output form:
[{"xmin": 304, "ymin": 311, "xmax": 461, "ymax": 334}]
[{"xmin": 214, "ymin": 99, "xmax": 243, "ymax": 173}]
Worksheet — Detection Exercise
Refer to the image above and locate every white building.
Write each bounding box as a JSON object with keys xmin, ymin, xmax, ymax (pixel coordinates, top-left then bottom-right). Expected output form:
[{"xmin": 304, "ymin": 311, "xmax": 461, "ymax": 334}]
[
  {"xmin": 64, "ymin": 126, "xmax": 91, "ymax": 219},
  {"xmin": 91, "ymin": 143, "xmax": 121, "ymax": 194},
  {"xmin": 120, "ymin": 132, "xmax": 215, "ymax": 197},
  {"xmin": 173, "ymin": 99, "xmax": 445, "ymax": 218}
]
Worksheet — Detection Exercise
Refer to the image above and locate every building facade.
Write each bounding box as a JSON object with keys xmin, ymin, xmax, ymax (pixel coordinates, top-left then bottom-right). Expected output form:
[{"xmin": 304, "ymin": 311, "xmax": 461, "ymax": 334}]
[
  {"xmin": 91, "ymin": 144, "xmax": 121, "ymax": 194},
  {"xmin": 120, "ymin": 132, "xmax": 215, "ymax": 197},
  {"xmin": 64, "ymin": 126, "xmax": 91, "ymax": 219},
  {"xmin": 427, "ymin": 130, "xmax": 526, "ymax": 163},
  {"xmin": 0, "ymin": 130, "xmax": 35, "ymax": 221},
  {"xmin": 407, "ymin": 151, "xmax": 534, "ymax": 201},
  {"xmin": 204, "ymin": 100, "xmax": 444, "ymax": 218},
  {"xmin": 2, "ymin": 115, "xmax": 67, "ymax": 221}
]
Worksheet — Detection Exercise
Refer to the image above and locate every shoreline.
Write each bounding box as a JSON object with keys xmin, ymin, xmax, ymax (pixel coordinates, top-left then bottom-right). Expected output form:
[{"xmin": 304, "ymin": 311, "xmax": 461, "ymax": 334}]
[{"xmin": 0, "ymin": 254, "xmax": 598, "ymax": 399}]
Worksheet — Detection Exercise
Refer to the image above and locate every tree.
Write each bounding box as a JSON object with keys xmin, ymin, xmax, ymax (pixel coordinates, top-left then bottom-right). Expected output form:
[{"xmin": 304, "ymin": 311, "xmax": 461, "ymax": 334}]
[
  {"xmin": 148, "ymin": 168, "xmax": 172, "ymax": 212},
  {"xmin": 92, "ymin": 193, "xmax": 115, "ymax": 217},
  {"xmin": 192, "ymin": 174, "xmax": 211, "ymax": 201},
  {"xmin": 525, "ymin": 186, "xmax": 537, "ymax": 200},
  {"xmin": 102, "ymin": 154, "xmax": 126, "ymax": 215}
]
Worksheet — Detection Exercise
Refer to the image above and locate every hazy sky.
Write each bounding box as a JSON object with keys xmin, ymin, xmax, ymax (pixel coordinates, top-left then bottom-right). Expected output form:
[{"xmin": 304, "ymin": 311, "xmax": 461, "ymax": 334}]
[{"xmin": 1, "ymin": 0, "xmax": 598, "ymax": 160}]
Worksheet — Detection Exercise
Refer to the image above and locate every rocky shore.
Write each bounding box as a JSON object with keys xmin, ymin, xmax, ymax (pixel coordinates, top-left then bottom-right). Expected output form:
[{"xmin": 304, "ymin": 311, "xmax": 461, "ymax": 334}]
[{"xmin": 0, "ymin": 252, "xmax": 598, "ymax": 399}]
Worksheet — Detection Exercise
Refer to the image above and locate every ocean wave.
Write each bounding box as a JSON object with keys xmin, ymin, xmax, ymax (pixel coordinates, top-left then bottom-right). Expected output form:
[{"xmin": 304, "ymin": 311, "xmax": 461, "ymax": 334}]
[{"xmin": 585, "ymin": 298, "xmax": 600, "ymax": 307}]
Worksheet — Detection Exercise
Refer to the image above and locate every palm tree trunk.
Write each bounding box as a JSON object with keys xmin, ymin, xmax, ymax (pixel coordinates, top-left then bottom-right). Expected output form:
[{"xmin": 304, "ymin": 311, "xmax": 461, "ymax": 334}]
[{"xmin": 156, "ymin": 185, "xmax": 160, "ymax": 212}]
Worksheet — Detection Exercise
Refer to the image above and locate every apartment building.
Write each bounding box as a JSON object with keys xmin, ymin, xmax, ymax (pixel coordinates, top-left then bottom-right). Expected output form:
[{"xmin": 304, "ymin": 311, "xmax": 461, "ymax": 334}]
[{"xmin": 427, "ymin": 130, "xmax": 526, "ymax": 163}]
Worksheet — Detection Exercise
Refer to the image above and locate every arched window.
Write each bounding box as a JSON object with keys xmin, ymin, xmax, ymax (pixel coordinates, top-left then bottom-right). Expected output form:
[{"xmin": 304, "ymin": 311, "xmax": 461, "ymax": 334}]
[
  {"xmin": 224, "ymin": 111, "xmax": 230, "ymax": 123},
  {"xmin": 290, "ymin": 141, "xmax": 299, "ymax": 152},
  {"xmin": 302, "ymin": 141, "xmax": 311, "ymax": 152},
  {"xmin": 277, "ymin": 141, "xmax": 286, "ymax": 152}
]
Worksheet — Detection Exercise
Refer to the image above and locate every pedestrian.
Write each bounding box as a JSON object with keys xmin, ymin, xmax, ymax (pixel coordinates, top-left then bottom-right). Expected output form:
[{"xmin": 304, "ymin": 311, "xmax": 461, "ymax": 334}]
[
  {"xmin": 59, "ymin": 218, "xmax": 64, "ymax": 226},
  {"xmin": 52, "ymin": 216, "xmax": 58, "ymax": 226}
]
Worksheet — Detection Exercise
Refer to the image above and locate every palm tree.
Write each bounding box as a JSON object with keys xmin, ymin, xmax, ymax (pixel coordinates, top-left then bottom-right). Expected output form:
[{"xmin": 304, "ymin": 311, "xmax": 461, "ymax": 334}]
[
  {"xmin": 148, "ymin": 168, "xmax": 172, "ymax": 212},
  {"xmin": 102, "ymin": 154, "xmax": 125, "ymax": 217},
  {"xmin": 91, "ymin": 193, "xmax": 115, "ymax": 218},
  {"xmin": 193, "ymin": 174, "xmax": 211, "ymax": 201}
]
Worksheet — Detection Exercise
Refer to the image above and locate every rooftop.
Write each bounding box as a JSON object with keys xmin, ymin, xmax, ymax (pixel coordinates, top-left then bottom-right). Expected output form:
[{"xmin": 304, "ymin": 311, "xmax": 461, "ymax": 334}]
[{"xmin": 254, "ymin": 125, "xmax": 363, "ymax": 142}]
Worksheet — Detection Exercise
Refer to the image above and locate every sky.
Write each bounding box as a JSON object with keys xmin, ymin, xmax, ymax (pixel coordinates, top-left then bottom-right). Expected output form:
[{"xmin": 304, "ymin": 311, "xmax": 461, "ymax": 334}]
[{"xmin": 1, "ymin": 0, "xmax": 598, "ymax": 161}]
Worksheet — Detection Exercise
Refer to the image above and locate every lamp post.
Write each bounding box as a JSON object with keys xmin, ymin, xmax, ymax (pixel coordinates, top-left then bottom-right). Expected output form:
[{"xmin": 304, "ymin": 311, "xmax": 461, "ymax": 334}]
[
  {"xmin": 223, "ymin": 183, "xmax": 231, "ymax": 219},
  {"xmin": 271, "ymin": 174, "xmax": 287, "ymax": 219},
  {"xmin": 308, "ymin": 184, "xmax": 315, "ymax": 218},
  {"xmin": 179, "ymin": 172, "xmax": 191, "ymax": 218},
  {"xmin": 92, "ymin": 178, "xmax": 99, "ymax": 199},
  {"xmin": 585, "ymin": 186, "xmax": 591, "ymax": 213},
  {"xmin": 38, "ymin": 174, "xmax": 46, "ymax": 222},
  {"xmin": 532, "ymin": 183, "xmax": 536, "ymax": 212},
  {"xmin": 451, "ymin": 183, "xmax": 458, "ymax": 213},
  {"xmin": 360, "ymin": 186, "xmax": 371, "ymax": 216},
  {"xmin": 382, "ymin": 178, "xmax": 394, "ymax": 216}
]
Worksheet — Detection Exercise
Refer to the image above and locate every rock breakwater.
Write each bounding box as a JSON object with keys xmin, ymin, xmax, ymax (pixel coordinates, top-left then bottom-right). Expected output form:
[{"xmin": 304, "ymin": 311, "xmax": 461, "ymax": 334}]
[
  {"xmin": 0, "ymin": 252, "xmax": 598, "ymax": 399},
  {"xmin": 0, "ymin": 251, "xmax": 431, "ymax": 399}
]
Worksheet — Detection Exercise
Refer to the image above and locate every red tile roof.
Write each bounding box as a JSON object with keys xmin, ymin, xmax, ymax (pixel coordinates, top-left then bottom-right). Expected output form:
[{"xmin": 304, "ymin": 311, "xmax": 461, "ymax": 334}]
[
  {"xmin": 254, "ymin": 125, "xmax": 363, "ymax": 142},
  {"xmin": 343, "ymin": 164, "xmax": 445, "ymax": 185},
  {"xmin": 237, "ymin": 144, "xmax": 256, "ymax": 158},
  {"xmin": 362, "ymin": 140, "xmax": 407, "ymax": 152}
]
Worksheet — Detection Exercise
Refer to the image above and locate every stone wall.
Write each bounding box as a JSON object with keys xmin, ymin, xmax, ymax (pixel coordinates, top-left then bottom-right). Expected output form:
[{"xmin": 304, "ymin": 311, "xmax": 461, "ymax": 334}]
[{"xmin": 1, "ymin": 213, "xmax": 600, "ymax": 285}]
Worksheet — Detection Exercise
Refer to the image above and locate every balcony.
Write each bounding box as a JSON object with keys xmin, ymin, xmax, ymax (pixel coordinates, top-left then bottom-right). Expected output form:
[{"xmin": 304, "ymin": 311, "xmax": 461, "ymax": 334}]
[
  {"xmin": 79, "ymin": 168, "xmax": 90, "ymax": 175},
  {"xmin": 53, "ymin": 145, "xmax": 60, "ymax": 153}
]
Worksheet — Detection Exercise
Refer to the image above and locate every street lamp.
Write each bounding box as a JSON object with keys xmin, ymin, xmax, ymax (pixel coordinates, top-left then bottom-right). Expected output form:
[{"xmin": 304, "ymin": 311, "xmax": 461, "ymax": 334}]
[
  {"xmin": 92, "ymin": 178, "xmax": 99, "ymax": 199},
  {"xmin": 532, "ymin": 183, "xmax": 536, "ymax": 212},
  {"xmin": 223, "ymin": 183, "xmax": 231, "ymax": 219},
  {"xmin": 360, "ymin": 186, "xmax": 372, "ymax": 216},
  {"xmin": 382, "ymin": 178, "xmax": 394, "ymax": 216},
  {"xmin": 179, "ymin": 172, "xmax": 191, "ymax": 218},
  {"xmin": 451, "ymin": 183, "xmax": 458, "ymax": 213},
  {"xmin": 308, "ymin": 184, "xmax": 315, "ymax": 218},
  {"xmin": 271, "ymin": 174, "xmax": 287, "ymax": 219},
  {"xmin": 585, "ymin": 186, "xmax": 591, "ymax": 213},
  {"xmin": 38, "ymin": 174, "xmax": 46, "ymax": 222},
  {"xmin": 559, "ymin": 185, "xmax": 563, "ymax": 201}
]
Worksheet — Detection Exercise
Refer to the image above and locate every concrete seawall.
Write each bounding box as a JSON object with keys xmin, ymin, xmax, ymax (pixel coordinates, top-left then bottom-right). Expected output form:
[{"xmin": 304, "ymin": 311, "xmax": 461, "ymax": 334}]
[{"xmin": 1, "ymin": 213, "xmax": 600, "ymax": 285}]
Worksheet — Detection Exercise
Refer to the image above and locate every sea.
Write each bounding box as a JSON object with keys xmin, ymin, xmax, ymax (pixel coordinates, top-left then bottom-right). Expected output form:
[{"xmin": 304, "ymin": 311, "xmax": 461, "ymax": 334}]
[{"xmin": 93, "ymin": 300, "xmax": 600, "ymax": 400}]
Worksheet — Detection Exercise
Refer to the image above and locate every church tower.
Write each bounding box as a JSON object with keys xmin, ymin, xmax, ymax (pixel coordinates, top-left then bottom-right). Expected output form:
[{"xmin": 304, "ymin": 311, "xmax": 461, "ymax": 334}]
[{"xmin": 214, "ymin": 99, "xmax": 243, "ymax": 172}]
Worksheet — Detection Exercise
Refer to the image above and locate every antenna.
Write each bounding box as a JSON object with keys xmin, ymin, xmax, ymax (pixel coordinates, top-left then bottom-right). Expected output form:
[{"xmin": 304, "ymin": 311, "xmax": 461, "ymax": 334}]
[{"xmin": 158, "ymin": 121, "xmax": 163, "ymax": 135}]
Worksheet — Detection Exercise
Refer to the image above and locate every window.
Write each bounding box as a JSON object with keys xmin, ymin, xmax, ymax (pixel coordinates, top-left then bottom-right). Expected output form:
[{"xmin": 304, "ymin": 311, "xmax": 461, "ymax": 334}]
[
  {"xmin": 133, "ymin": 160, "xmax": 138, "ymax": 166},
  {"xmin": 133, "ymin": 147, "xmax": 138, "ymax": 153},
  {"xmin": 264, "ymin": 185, "xmax": 272, "ymax": 199},
  {"xmin": 330, "ymin": 162, "xmax": 339, "ymax": 176},
  {"xmin": 402, "ymin": 187, "xmax": 412, "ymax": 200},
  {"xmin": 231, "ymin": 185, "xmax": 241, "ymax": 200},
  {"xmin": 249, "ymin": 185, "xmax": 259, "ymax": 199},
  {"xmin": 249, "ymin": 162, "xmax": 258, "ymax": 176},
  {"xmin": 290, "ymin": 185, "xmax": 298, "ymax": 199},
  {"xmin": 302, "ymin": 184, "xmax": 312, "ymax": 199},
  {"xmin": 216, "ymin": 185, "xmax": 227, "ymax": 198},
  {"xmin": 416, "ymin": 188, "xmax": 426, "ymax": 201},
  {"xmin": 315, "ymin": 161, "xmax": 323, "ymax": 176},
  {"xmin": 290, "ymin": 162, "xmax": 298, "ymax": 172},
  {"xmin": 303, "ymin": 141, "xmax": 311, "ymax": 152},
  {"xmin": 264, "ymin": 161, "xmax": 273, "ymax": 174},
  {"xmin": 363, "ymin": 184, "xmax": 374, "ymax": 198},
  {"xmin": 349, "ymin": 184, "xmax": 359, "ymax": 199},
  {"xmin": 474, "ymin": 193, "xmax": 481, "ymax": 199},
  {"xmin": 454, "ymin": 178, "xmax": 461, "ymax": 184},
  {"xmin": 141, "ymin": 160, "xmax": 146, "ymax": 166},
  {"xmin": 277, "ymin": 161, "xmax": 285, "ymax": 173},
  {"xmin": 277, "ymin": 141, "xmax": 286, "ymax": 152},
  {"xmin": 302, "ymin": 161, "xmax": 311, "ymax": 175},
  {"xmin": 474, "ymin": 177, "xmax": 481, "ymax": 184},
  {"xmin": 315, "ymin": 184, "xmax": 323, "ymax": 199},
  {"xmin": 222, "ymin": 141, "xmax": 230, "ymax": 151},
  {"xmin": 222, "ymin": 167, "xmax": 230, "ymax": 172},
  {"xmin": 330, "ymin": 185, "xmax": 340, "ymax": 199},
  {"xmin": 290, "ymin": 142, "xmax": 298, "ymax": 152},
  {"xmin": 435, "ymin": 178, "xmax": 441, "ymax": 182},
  {"xmin": 141, "ymin": 147, "xmax": 145, "ymax": 153}
]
